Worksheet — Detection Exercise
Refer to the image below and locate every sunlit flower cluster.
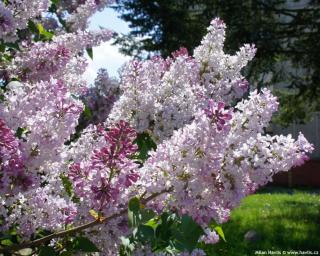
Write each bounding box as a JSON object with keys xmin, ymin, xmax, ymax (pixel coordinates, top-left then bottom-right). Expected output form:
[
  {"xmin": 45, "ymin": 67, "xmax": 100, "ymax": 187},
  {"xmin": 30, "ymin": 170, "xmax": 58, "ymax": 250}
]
[{"xmin": 107, "ymin": 19, "xmax": 256, "ymax": 141}]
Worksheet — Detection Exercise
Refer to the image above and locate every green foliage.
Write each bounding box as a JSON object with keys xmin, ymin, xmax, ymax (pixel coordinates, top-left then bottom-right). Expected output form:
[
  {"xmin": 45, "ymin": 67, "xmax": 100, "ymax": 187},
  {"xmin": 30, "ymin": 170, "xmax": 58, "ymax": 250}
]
[
  {"xmin": 123, "ymin": 197, "xmax": 206, "ymax": 255},
  {"xmin": 71, "ymin": 236, "xmax": 100, "ymax": 252},
  {"xmin": 128, "ymin": 197, "xmax": 141, "ymax": 213},
  {"xmin": 36, "ymin": 23, "xmax": 54, "ymax": 40},
  {"xmin": 27, "ymin": 20, "xmax": 54, "ymax": 42},
  {"xmin": 128, "ymin": 197, "xmax": 156, "ymax": 228},
  {"xmin": 273, "ymin": 89, "xmax": 318, "ymax": 127},
  {"xmin": 60, "ymin": 175, "xmax": 80, "ymax": 204},
  {"xmin": 15, "ymin": 127, "xmax": 29, "ymax": 140},
  {"xmin": 83, "ymin": 105, "xmax": 93, "ymax": 120},
  {"xmin": 133, "ymin": 132, "xmax": 157, "ymax": 162},
  {"xmin": 38, "ymin": 246, "xmax": 57, "ymax": 256},
  {"xmin": 171, "ymin": 215, "xmax": 204, "ymax": 252},
  {"xmin": 51, "ymin": 0, "xmax": 60, "ymax": 4},
  {"xmin": 17, "ymin": 248, "xmax": 33, "ymax": 255},
  {"xmin": 60, "ymin": 175, "xmax": 73, "ymax": 198},
  {"xmin": 0, "ymin": 228, "xmax": 21, "ymax": 252},
  {"xmin": 212, "ymin": 226, "xmax": 226, "ymax": 243},
  {"xmin": 86, "ymin": 47, "xmax": 94, "ymax": 60}
]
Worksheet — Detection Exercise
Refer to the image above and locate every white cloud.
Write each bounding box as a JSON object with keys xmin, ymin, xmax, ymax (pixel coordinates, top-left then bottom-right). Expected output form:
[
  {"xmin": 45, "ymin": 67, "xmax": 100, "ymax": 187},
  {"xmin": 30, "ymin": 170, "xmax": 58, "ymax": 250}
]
[{"xmin": 83, "ymin": 41, "xmax": 131, "ymax": 84}]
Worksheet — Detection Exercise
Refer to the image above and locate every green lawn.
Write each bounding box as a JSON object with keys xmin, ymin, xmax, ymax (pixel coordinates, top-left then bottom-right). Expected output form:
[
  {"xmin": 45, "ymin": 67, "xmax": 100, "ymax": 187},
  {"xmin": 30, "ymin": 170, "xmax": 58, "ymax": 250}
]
[{"xmin": 204, "ymin": 187, "xmax": 320, "ymax": 256}]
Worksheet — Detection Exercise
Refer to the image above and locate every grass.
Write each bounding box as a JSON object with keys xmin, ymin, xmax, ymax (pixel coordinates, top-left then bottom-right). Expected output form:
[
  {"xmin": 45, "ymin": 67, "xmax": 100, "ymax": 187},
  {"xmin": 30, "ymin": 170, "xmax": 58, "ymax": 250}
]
[{"xmin": 204, "ymin": 187, "xmax": 320, "ymax": 256}]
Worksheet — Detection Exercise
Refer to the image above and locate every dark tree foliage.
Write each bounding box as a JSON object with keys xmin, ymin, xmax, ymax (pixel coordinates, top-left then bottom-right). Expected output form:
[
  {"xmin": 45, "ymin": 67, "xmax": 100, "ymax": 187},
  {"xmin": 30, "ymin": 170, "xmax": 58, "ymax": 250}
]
[{"xmin": 113, "ymin": 0, "xmax": 320, "ymax": 125}]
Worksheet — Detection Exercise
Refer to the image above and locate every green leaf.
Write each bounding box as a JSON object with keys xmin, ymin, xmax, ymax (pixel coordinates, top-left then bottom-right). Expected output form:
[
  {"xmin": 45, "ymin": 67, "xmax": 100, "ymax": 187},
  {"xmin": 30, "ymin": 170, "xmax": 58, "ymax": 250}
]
[
  {"xmin": 27, "ymin": 20, "xmax": 37, "ymax": 33},
  {"xmin": 136, "ymin": 225, "xmax": 155, "ymax": 242},
  {"xmin": 5, "ymin": 42, "xmax": 20, "ymax": 50},
  {"xmin": 72, "ymin": 237, "xmax": 100, "ymax": 252},
  {"xmin": 128, "ymin": 197, "xmax": 156, "ymax": 228},
  {"xmin": 1, "ymin": 239, "xmax": 13, "ymax": 246},
  {"xmin": 27, "ymin": 20, "xmax": 53, "ymax": 41},
  {"xmin": 171, "ymin": 215, "xmax": 204, "ymax": 252},
  {"xmin": 0, "ymin": 44, "xmax": 5, "ymax": 52},
  {"xmin": 145, "ymin": 218, "xmax": 158, "ymax": 229},
  {"xmin": 140, "ymin": 209, "xmax": 156, "ymax": 224},
  {"xmin": 83, "ymin": 105, "xmax": 92, "ymax": 119},
  {"xmin": 213, "ymin": 226, "xmax": 226, "ymax": 242},
  {"xmin": 128, "ymin": 197, "xmax": 140, "ymax": 228},
  {"xmin": 37, "ymin": 23, "xmax": 45, "ymax": 34},
  {"xmin": 60, "ymin": 252, "xmax": 73, "ymax": 256},
  {"xmin": 209, "ymin": 219, "xmax": 226, "ymax": 242},
  {"xmin": 128, "ymin": 197, "xmax": 140, "ymax": 212},
  {"xmin": 51, "ymin": 0, "xmax": 60, "ymax": 4},
  {"xmin": 17, "ymin": 248, "xmax": 33, "ymax": 256},
  {"xmin": 134, "ymin": 132, "xmax": 157, "ymax": 161},
  {"xmin": 38, "ymin": 246, "xmax": 57, "ymax": 256},
  {"xmin": 60, "ymin": 175, "xmax": 73, "ymax": 197},
  {"xmin": 154, "ymin": 213, "xmax": 176, "ymax": 247},
  {"xmin": 15, "ymin": 127, "xmax": 29, "ymax": 140},
  {"xmin": 86, "ymin": 47, "xmax": 93, "ymax": 59},
  {"xmin": 37, "ymin": 23, "xmax": 54, "ymax": 40},
  {"xmin": 89, "ymin": 209, "xmax": 99, "ymax": 220}
]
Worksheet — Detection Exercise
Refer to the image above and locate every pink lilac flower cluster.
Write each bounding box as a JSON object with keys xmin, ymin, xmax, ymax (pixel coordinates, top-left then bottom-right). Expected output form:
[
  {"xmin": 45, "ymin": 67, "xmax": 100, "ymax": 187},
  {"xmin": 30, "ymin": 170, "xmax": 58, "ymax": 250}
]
[
  {"xmin": 60, "ymin": 121, "xmax": 140, "ymax": 252},
  {"xmin": 0, "ymin": 118, "xmax": 32, "ymax": 193},
  {"xmin": 68, "ymin": 121, "xmax": 138, "ymax": 212},
  {"xmin": 0, "ymin": 3, "xmax": 315, "ymax": 255}
]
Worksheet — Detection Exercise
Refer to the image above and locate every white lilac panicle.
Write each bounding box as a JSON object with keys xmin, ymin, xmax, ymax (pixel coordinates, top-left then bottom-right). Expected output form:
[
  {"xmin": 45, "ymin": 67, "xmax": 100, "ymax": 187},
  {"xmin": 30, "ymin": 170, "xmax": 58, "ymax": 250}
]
[
  {"xmin": 0, "ymin": 79, "xmax": 83, "ymax": 174},
  {"xmin": 107, "ymin": 57, "xmax": 170, "ymax": 137},
  {"xmin": 0, "ymin": 79, "xmax": 83, "ymax": 232},
  {"xmin": 107, "ymin": 50, "xmax": 201, "ymax": 141},
  {"xmin": 108, "ymin": 19, "xmax": 256, "ymax": 141},
  {"xmin": 194, "ymin": 18, "xmax": 256, "ymax": 104},
  {"xmin": 139, "ymin": 103, "xmax": 234, "ymax": 225},
  {"xmin": 9, "ymin": 29, "xmax": 113, "ymax": 86},
  {"xmin": 6, "ymin": 188, "xmax": 77, "ymax": 238},
  {"xmin": 139, "ymin": 96, "xmax": 313, "ymax": 227}
]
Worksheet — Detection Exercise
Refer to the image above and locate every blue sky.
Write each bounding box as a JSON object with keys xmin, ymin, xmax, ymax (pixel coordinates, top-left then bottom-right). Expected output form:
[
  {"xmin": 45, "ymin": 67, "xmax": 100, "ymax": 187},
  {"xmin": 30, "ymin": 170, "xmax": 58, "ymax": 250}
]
[{"xmin": 83, "ymin": 8, "xmax": 131, "ymax": 83}]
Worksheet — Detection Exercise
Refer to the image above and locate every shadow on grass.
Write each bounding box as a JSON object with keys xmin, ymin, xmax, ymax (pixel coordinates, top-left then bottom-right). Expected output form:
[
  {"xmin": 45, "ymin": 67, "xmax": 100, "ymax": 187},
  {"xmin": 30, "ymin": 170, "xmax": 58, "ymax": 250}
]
[{"xmin": 257, "ymin": 186, "xmax": 320, "ymax": 195}]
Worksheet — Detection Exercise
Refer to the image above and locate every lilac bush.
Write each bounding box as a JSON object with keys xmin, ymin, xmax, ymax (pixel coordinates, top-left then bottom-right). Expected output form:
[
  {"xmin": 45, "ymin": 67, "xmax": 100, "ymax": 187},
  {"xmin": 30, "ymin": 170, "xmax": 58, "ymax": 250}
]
[{"xmin": 0, "ymin": 1, "xmax": 314, "ymax": 255}]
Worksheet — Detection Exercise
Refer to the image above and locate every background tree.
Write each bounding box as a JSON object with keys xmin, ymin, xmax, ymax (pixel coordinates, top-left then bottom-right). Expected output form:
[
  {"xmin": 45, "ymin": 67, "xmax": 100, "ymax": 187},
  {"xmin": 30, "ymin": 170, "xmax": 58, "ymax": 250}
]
[{"xmin": 113, "ymin": 0, "xmax": 320, "ymax": 126}]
